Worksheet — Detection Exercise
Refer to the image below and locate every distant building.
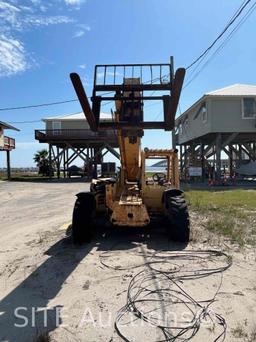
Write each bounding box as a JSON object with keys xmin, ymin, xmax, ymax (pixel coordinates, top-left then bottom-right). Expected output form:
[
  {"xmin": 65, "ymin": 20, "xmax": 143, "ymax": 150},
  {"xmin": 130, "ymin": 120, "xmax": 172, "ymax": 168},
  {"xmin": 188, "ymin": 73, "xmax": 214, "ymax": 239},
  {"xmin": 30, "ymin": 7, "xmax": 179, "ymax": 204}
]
[
  {"xmin": 174, "ymin": 84, "xmax": 256, "ymax": 180},
  {"xmin": 35, "ymin": 112, "xmax": 119, "ymax": 178},
  {"xmin": 41, "ymin": 112, "xmax": 113, "ymax": 131},
  {"xmin": 0, "ymin": 121, "xmax": 20, "ymax": 179}
]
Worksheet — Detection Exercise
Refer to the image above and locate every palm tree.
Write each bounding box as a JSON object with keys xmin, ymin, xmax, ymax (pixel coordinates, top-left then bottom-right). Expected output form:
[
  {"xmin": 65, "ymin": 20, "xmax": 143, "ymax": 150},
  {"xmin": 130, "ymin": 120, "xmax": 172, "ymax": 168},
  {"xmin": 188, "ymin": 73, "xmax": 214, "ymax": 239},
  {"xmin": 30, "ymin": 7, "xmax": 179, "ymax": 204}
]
[
  {"xmin": 33, "ymin": 149, "xmax": 48, "ymax": 165},
  {"xmin": 34, "ymin": 149, "xmax": 50, "ymax": 176}
]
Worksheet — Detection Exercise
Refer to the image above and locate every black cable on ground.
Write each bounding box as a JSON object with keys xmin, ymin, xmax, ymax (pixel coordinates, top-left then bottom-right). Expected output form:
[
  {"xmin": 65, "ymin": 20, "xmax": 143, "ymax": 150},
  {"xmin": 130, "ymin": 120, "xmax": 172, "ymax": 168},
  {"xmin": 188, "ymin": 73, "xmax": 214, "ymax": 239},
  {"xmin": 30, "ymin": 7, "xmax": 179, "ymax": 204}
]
[{"xmin": 100, "ymin": 247, "xmax": 232, "ymax": 342}]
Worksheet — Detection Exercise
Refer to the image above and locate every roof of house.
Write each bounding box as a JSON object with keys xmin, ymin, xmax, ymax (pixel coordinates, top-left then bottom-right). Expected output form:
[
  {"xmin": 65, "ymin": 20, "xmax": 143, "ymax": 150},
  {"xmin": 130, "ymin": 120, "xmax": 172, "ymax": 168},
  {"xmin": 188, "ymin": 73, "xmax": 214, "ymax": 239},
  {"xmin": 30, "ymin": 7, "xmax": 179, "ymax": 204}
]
[
  {"xmin": 206, "ymin": 83, "xmax": 256, "ymax": 96},
  {"xmin": 176, "ymin": 83, "xmax": 256, "ymax": 124},
  {"xmin": 0, "ymin": 120, "xmax": 20, "ymax": 131},
  {"xmin": 42, "ymin": 112, "xmax": 112, "ymax": 121}
]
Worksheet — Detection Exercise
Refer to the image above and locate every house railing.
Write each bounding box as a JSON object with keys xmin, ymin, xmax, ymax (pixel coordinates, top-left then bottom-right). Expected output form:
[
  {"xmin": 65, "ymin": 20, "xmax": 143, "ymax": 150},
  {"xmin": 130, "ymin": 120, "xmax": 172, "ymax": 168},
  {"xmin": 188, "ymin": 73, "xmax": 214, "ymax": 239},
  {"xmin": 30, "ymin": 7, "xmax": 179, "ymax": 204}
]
[
  {"xmin": 0, "ymin": 136, "xmax": 15, "ymax": 150},
  {"xmin": 35, "ymin": 129, "xmax": 117, "ymax": 142}
]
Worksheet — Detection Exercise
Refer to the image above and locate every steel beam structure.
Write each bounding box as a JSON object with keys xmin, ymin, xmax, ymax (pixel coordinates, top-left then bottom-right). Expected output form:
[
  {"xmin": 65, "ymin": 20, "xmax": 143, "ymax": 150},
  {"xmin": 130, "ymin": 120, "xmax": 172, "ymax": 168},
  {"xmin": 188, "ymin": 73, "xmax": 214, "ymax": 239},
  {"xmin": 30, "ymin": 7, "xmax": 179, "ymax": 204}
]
[{"xmin": 177, "ymin": 132, "xmax": 256, "ymax": 182}]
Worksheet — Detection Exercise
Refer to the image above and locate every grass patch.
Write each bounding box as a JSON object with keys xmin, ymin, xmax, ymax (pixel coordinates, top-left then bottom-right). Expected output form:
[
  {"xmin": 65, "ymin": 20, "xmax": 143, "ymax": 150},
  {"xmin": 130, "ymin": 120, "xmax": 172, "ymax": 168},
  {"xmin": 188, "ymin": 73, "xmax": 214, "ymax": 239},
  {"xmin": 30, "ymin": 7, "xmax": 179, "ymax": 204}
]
[
  {"xmin": 185, "ymin": 190, "xmax": 256, "ymax": 246},
  {"xmin": 145, "ymin": 172, "xmax": 155, "ymax": 177},
  {"xmin": 231, "ymin": 323, "xmax": 256, "ymax": 341},
  {"xmin": 185, "ymin": 189, "xmax": 256, "ymax": 211},
  {"xmin": 249, "ymin": 325, "xmax": 256, "ymax": 342},
  {"xmin": 231, "ymin": 323, "xmax": 248, "ymax": 339},
  {"xmin": 206, "ymin": 217, "xmax": 244, "ymax": 246}
]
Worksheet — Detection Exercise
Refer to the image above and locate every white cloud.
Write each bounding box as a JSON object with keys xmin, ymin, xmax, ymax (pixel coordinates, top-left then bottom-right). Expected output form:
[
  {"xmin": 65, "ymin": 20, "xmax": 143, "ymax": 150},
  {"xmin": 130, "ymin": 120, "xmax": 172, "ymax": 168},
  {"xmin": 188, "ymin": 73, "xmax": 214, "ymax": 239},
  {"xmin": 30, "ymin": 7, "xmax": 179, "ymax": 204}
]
[
  {"xmin": 0, "ymin": 0, "xmax": 75, "ymax": 77},
  {"xmin": 30, "ymin": 0, "xmax": 41, "ymax": 5},
  {"xmin": 19, "ymin": 5, "xmax": 34, "ymax": 13},
  {"xmin": 0, "ymin": 34, "xmax": 28, "ymax": 76},
  {"xmin": 73, "ymin": 30, "xmax": 85, "ymax": 38},
  {"xmin": 39, "ymin": 5, "xmax": 47, "ymax": 12},
  {"xmin": 0, "ymin": 1, "xmax": 20, "ymax": 29},
  {"xmin": 76, "ymin": 23, "xmax": 90, "ymax": 31},
  {"xmin": 65, "ymin": 0, "xmax": 85, "ymax": 7},
  {"xmin": 78, "ymin": 64, "xmax": 86, "ymax": 69},
  {"xmin": 24, "ymin": 15, "xmax": 74, "ymax": 27},
  {"xmin": 97, "ymin": 71, "xmax": 121, "ymax": 79},
  {"xmin": 0, "ymin": 2, "xmax": 74, "ymax": 32},
  {"xmin": 73, "ymin": 24, "xmax": 90, "ymax": 38}
]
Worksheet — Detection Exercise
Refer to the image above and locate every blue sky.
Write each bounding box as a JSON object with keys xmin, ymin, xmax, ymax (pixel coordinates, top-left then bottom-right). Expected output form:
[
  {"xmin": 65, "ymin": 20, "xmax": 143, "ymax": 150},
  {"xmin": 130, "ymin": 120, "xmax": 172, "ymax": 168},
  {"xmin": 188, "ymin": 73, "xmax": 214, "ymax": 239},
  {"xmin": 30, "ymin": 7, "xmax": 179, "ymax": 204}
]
[{"xmin": 0, "ymin": 0, "xmax": 256, "ymax": 167}]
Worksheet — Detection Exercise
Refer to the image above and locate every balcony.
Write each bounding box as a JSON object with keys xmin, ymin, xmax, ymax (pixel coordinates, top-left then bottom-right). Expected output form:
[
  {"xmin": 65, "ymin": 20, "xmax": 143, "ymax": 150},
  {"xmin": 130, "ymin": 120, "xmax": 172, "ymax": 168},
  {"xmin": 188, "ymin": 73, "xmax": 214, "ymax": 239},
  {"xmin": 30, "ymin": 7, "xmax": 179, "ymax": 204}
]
[
  {"xmin": 0, "ymin": 136, "xmax": 15, "ymax": 151},
  {"xmin": 35, "ymin": 129, "xmax": 118, "ymax": 144}
]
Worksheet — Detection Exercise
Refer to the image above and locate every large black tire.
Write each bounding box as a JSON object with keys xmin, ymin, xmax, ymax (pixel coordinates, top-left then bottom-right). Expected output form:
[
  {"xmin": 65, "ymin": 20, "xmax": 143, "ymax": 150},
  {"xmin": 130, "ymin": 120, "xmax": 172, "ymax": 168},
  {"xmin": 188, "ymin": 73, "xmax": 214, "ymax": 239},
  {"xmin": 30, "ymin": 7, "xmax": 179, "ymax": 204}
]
[
  {"xmin": 72, "ymin": 192, "xmax": 96, "ymax": 244},
  {"xmin": 164, "ymin": 191, "xmax": 190, "ymax": 242}
]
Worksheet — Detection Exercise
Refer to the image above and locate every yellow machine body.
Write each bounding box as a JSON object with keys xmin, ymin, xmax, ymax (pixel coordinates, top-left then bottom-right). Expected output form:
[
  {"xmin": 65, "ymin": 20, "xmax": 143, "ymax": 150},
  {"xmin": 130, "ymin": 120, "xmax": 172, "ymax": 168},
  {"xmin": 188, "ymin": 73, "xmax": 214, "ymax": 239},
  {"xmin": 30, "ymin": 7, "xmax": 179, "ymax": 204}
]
[
  {"xmin": 101, "ymin": 146, "xmax": 180, "ymax": 227},
  {"xmin": 70, "ymin": 60, "xmax": 189, "ymax": 240}
]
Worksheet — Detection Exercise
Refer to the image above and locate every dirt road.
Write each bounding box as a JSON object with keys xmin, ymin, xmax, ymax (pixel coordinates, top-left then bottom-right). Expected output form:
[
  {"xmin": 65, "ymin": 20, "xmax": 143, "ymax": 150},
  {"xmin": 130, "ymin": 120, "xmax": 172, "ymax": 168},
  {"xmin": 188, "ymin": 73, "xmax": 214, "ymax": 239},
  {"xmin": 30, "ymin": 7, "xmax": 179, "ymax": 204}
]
[{"xmin": 0, "ymin": 181, "xmax": 255, "ymax": 342}]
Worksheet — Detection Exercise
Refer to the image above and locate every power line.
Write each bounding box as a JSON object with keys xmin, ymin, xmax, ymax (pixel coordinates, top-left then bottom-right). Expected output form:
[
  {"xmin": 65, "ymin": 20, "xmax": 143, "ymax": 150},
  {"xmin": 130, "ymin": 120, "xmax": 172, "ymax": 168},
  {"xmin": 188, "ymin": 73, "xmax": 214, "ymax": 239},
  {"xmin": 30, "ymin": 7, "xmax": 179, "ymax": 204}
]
[
  {"xmin": 101, "ymin": 100, "xmax": 113, "ymax": 107},
  {"xmin": 183, "ymin": 0, "xmax": 256, "ymax": 90},
  {"xmin": 7, "ymin": 111, "xmax": 84, "ymax": 124},
  {"xmin": 0, "ymin": 99, "xmax": 79, "ymax": 112},
  {"xmin": 184, "ymin": 1, "xmax": 252, "ymax": 83},
  {"xmin": 142, "ymin": 1, "xmax": 254, "ymax": 96},
  {"xmin": 8, "ymin": 120, "xmax": 42, "ymax": 124},
  {"xmin": 153, "ymin": 108, "xmax": 163, "ymax": 121},
  {"xmin": 0, "ymin": 74, "xmax": 167, "ymax": 114},
  {"xmin": 1, "ymin": 0, "xmax": 254, "ymax": 116},
  {"xmin": 186, "ymin": 0, "xmax": 253, "ymax": 70},
  {"xmin": 157, "ymin": 1, "xmax": 254, "ymax": 90},
  {"xmin": 0, "ymin": 91, "xmax": 116, "ymax": 112},
  {"xmin": 0, "ymin": 73, "xmax": 169, "ymax": 113}
]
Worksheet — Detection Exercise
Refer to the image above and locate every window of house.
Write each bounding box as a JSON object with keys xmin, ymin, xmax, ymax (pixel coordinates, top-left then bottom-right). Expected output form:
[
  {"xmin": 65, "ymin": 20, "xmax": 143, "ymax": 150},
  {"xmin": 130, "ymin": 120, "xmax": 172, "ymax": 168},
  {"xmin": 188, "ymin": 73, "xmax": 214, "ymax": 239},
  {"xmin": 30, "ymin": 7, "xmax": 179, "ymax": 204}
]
[
  {"xmin": 201, "ymin": 104, "xmax": 207, "ymax": 122},
  {"xmin": 243, "ymin": 98, "xmax": 256, "ymax": 118},
  {"xmin": 0, "ymin": 127, "xmax": 3, "ymax": 147},
  {"xmin": 179, "ymin": 123, "xmax": 183, "ymax": 135},
  {"xmin": 52, "ymin": 121, "xmax": 61, "ymax": 135},
  {"xmin": 194, "ymin": 102, "xmax": 207, "ymax": 122}
]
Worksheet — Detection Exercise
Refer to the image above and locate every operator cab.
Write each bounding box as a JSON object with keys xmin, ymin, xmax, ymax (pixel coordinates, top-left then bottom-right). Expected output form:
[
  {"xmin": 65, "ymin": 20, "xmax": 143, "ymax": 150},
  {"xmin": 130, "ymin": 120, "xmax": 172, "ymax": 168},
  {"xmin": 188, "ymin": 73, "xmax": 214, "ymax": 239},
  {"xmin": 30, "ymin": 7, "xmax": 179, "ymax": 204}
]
[{"xmin": 143, "ymin": 148, "xmax": 179, "ymax": 187}]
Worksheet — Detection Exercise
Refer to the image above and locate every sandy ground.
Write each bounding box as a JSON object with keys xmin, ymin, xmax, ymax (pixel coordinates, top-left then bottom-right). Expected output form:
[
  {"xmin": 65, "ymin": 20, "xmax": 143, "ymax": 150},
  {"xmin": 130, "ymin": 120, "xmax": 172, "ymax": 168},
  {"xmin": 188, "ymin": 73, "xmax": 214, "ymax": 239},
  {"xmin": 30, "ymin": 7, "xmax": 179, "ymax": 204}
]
[{"xmin": 0, "ymin": 180, "xmax": 255, "ymax": 342}]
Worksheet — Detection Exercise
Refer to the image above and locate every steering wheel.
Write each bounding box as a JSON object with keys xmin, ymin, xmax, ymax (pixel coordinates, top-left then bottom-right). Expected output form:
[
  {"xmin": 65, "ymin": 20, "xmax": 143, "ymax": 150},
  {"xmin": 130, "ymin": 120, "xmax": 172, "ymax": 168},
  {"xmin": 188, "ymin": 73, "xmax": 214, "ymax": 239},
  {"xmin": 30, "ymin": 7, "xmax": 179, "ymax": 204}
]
[{"xmin": 152, "ymin": 172, "xmax": 166, "ymax": 184}]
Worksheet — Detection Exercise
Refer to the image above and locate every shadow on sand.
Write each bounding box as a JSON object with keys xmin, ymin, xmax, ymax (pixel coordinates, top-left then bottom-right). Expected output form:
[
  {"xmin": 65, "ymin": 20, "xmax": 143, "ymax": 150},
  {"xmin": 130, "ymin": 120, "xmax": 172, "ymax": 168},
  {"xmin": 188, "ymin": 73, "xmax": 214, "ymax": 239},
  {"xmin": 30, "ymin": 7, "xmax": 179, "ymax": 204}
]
[{"xmin": 0, "ymin": 224, "xmax": 187, "ymax": 341}]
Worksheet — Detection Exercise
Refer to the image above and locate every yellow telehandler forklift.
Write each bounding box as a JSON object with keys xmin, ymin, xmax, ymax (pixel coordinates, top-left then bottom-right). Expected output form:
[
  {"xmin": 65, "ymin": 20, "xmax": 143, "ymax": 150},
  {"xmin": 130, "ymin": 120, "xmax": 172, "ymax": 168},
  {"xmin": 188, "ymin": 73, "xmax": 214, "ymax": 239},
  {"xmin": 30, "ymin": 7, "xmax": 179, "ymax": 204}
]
[{"xmin": 70, "ymin": 58, "xmax": 190, "ymax": 243}]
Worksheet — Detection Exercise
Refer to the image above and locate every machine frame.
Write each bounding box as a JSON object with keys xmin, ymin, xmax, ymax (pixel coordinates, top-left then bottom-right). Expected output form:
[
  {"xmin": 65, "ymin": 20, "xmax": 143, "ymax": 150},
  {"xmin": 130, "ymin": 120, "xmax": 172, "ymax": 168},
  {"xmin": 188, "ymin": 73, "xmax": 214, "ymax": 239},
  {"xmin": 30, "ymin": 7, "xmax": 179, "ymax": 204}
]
[{"xmin": 70, "ymin": 58, "xmax": 190, "ymax": 243}]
